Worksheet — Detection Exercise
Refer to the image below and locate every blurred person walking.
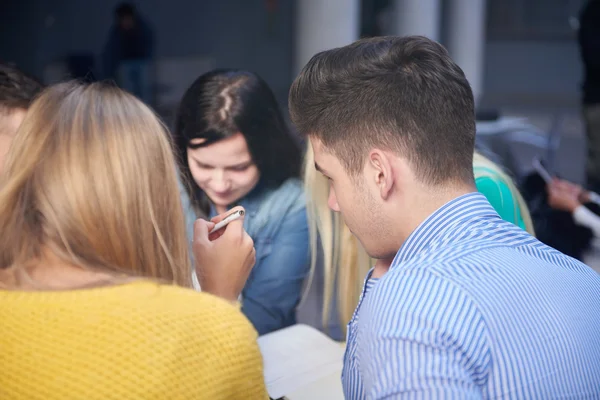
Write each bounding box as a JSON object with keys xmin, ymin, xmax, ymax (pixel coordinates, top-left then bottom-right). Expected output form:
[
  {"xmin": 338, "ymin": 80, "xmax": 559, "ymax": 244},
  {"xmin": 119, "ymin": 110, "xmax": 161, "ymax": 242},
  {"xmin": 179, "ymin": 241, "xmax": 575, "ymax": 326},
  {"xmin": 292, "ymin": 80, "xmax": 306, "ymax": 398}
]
[{"xmin": 103, "ymin": 3, "xmax": 155, "ymax": 105}]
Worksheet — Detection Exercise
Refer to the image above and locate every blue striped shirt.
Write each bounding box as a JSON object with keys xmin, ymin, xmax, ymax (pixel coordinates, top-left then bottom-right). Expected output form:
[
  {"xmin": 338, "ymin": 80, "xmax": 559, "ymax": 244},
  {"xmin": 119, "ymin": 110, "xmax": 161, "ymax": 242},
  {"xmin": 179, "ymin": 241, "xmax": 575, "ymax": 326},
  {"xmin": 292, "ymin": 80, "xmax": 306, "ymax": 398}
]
[{"xmin": 342, "ymin": 193, "xmax": 600, "ymax": 399}]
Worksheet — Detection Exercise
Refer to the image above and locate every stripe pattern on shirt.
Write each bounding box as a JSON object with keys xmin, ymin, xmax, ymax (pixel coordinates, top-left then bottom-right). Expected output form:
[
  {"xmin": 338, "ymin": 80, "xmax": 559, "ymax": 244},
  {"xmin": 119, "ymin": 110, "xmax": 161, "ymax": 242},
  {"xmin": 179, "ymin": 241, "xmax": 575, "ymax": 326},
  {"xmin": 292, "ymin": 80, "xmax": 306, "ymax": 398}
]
[{"xmin": 342, "ymin": 192, "xmax": 600, "ymax": 399}]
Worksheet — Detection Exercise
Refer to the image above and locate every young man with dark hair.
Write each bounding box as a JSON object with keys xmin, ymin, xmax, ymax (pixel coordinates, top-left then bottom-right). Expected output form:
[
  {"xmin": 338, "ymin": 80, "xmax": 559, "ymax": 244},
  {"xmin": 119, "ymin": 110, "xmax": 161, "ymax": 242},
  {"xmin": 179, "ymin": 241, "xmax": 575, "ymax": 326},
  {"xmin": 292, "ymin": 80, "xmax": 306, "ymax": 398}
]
[
  {"xmin": 0, "ymin": 63, "xmax": 44, "ymax": 174},
  {"xmin": 290, "ymin": 36, "xmax": 600, "ymax": 399}
]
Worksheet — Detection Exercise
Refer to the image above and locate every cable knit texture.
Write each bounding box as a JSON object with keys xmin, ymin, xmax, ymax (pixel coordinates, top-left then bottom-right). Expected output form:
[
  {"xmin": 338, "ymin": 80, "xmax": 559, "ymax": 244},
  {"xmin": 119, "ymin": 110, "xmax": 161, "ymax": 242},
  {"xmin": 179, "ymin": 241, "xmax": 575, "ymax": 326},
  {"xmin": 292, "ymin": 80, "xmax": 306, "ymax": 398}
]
[{"xmin": 0, "ymin": 281, "xmax": 268, "ymax": 399}]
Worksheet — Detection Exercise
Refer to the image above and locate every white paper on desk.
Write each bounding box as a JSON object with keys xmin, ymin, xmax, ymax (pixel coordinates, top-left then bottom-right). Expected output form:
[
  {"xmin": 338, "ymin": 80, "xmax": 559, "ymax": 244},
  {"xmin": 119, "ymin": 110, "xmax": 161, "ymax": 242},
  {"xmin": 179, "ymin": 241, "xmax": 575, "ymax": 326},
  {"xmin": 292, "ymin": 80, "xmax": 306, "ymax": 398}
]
[{"xmin": 257, "ymin": 324, "xmax": 345, "ymax": 399}]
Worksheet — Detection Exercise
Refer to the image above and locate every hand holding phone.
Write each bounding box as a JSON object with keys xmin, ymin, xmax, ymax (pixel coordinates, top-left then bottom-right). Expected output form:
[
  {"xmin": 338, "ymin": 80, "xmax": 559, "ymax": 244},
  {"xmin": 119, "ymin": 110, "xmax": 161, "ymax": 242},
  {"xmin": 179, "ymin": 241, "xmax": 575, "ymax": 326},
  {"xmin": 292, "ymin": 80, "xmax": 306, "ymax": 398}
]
[
  {"xmin": 210, "ymin": 209, "xmax": 245, "ymax": 235},
  {"xmin": 532, "ymin": 158, "xmax": 554, "ymax": 184},
  {"xmin": 192, "ymin": 207, "xmax": 256, "ymax": 302}
]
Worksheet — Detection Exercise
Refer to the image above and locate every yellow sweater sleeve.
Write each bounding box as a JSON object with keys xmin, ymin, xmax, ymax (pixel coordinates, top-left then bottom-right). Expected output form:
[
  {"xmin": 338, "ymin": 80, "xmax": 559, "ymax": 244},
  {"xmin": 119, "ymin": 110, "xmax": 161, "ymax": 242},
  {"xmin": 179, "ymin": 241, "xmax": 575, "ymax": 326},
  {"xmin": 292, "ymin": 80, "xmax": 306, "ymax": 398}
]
[
  {"xmin": 212, "ymin": 317, "xmax": 269, "ymax": 399},
  {"xmin": 183, "ymin": 293, "xmax": 269, "ymax": 399}
]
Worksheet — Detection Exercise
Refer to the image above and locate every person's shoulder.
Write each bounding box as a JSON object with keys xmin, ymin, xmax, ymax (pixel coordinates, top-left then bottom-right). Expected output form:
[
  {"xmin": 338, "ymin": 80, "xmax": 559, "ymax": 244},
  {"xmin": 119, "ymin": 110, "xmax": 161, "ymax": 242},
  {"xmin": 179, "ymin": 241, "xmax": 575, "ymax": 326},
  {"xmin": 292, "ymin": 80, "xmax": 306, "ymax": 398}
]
[
  {"xmin": 474, "ymin": 173, "xmax": 504, "ymax": 189},
  {"xmin": 475, "ymin": 175, "xmax": 519, "ymax": 220},
  {"xmin": 378, "ymin": 228, "xmax": 529, "ymax": 284},
  {"xmin": 378, "ymin": 259, "xmax": 458, "ymax": 288},
  {"xmin": 251, "ymin": 178, "xmax": 304, "ymax": 207},
  {"xmin": 256, "ymin": 178, "xmax": 306, "ymax": 218},
  {"xmin": 363, "ymin": 265, "xmax": 485, "ymax": 334},
  {"xmin": 147, "ymin": 283, "xmax": 247, "ymax": 314},
  {"xmin": 2, "ymin": 282, "xmax": 259, "ymax": 354},
  {"xmin": 370, "ymin": 260, "xmax": 460, "ymax": 304},
  {"xmin": 273, "ymin": 179, "xmax": 307, "ymax": 226},
  {"xmin": 148, "ymin": 287, "xmax": 265, "ymax": 390},
  {"xmin": 111, "ymin": 283, "xmax": 254, "ymax": 334},
  {"xmin": 137, "ymin": 284, "xmax": 263, "ymax": 357},
  {"xmin": 273, "ymin": 178, "xmax": 305, "ymax": 201},
  {"xmin": 474, "ymin": 170, "xmax": 512, "ymax": 199}
]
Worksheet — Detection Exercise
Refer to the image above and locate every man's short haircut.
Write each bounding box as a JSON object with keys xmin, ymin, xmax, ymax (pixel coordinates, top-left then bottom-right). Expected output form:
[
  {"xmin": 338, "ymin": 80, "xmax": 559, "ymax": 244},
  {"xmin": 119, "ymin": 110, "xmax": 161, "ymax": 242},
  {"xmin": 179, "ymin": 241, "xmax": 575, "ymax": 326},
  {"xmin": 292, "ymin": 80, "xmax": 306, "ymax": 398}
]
[
  {"xmin": 289, "ymin": 35, "xmax": 476, "ymax": 185},
  {"xmin": 0, "ymin": 63, "xmax": 44, "ymax": 115}
]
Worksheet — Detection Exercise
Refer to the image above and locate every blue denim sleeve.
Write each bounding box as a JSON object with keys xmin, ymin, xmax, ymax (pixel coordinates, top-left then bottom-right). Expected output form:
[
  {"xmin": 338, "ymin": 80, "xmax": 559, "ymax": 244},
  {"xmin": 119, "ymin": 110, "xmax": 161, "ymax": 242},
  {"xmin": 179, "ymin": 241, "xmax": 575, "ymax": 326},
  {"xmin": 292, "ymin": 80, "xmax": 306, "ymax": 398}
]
[
  {"xmin": 241, "ymin": 207, "xmax": 310, "ymax": 335},
  {"xmin": 177, "ymin": 177, "xmax": 198, "ymax": 286},
  {"xmin": 178, "ymin": 178, "xmax": 197, "ymax": 244}
]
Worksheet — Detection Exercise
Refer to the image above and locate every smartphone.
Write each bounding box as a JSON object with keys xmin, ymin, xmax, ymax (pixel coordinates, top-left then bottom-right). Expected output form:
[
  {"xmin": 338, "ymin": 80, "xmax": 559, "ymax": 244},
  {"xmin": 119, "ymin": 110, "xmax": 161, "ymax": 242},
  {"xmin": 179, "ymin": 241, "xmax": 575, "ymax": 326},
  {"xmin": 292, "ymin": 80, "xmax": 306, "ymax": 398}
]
[
  {"xmin": 209, "ymin": 209, "xmax": 245, "ymax": 234},
  {"xmin": 532, "ymin": 158, "xmax": 554, "ymax": 184}
]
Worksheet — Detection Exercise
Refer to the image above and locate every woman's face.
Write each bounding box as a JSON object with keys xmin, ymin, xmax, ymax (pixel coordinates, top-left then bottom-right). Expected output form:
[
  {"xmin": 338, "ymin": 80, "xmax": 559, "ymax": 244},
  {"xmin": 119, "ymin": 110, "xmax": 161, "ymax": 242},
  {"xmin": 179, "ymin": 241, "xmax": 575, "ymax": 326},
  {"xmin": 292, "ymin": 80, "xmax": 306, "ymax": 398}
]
[{"xmin": 187, "ymin": 133, "xmax": 260, "ymax": 211}]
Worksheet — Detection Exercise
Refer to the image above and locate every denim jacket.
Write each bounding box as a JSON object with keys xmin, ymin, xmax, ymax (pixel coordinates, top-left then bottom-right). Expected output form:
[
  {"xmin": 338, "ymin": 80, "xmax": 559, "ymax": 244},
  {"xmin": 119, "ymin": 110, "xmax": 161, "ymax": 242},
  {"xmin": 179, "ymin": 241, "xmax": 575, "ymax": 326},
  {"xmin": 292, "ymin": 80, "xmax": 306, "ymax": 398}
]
[
  {"xmin": 210, "ymin": 178, "xmax": 310, "ymax": 335},
  {"xmin": 179, "ymin": 178, "xmax": 197, "ymax": 243}
]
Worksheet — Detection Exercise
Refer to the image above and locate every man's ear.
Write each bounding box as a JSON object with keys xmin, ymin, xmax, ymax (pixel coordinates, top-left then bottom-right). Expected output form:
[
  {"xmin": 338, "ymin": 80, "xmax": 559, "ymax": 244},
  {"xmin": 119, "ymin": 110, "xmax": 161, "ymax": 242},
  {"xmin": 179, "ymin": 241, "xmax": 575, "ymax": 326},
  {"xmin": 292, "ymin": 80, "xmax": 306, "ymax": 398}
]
[{"xmin": 368, "ymin": 149, "xmax": 395, "ymax": 200}]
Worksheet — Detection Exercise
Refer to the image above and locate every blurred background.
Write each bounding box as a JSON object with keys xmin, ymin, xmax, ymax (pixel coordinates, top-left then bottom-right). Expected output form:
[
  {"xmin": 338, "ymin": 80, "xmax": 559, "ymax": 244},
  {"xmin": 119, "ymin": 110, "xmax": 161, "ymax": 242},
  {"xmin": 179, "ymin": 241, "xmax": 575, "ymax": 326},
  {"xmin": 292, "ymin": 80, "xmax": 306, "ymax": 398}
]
[
  {"xmin": 0, "ymin": 2, "xmax": 584, "ymax": 120},
  {"xmin": 0, "ymin": 0, "xmax": 591, "ymax": 201},
  {"xmin": 3, "ymin": 0, "xmax": 600, "ymax": 266}
]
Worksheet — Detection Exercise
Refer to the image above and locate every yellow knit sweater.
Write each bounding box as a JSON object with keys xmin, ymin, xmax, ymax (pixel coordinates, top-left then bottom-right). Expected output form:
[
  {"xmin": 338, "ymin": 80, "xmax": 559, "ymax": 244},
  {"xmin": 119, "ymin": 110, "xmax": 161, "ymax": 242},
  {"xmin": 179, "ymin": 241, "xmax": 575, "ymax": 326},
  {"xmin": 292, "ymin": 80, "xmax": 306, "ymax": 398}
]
[{"xmin": 0, "ymin": 281, "xmax": 268, "ymax": 399}]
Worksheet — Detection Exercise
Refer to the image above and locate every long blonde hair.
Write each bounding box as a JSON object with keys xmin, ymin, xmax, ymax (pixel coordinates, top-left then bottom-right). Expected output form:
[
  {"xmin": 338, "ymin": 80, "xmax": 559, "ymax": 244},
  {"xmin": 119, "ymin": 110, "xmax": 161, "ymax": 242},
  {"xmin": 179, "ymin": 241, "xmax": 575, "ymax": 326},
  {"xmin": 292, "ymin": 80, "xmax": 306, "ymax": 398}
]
[
  {"xmin": 303, "ymin": 145, "xmax": 372, "ymax": 332},
  {"xmin": 0, "ymin": 82, "xmax": 191, "ymax": 287}
]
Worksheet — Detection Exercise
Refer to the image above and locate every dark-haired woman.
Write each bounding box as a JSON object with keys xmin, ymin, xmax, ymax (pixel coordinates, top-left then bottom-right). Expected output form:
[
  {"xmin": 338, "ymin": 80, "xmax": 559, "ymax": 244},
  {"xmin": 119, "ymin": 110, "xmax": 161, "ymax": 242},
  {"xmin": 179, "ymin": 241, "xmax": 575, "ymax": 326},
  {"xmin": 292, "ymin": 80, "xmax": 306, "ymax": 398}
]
[{"xmin": 175, "ymin": 69, "xmax": 309, "ymax": 335}]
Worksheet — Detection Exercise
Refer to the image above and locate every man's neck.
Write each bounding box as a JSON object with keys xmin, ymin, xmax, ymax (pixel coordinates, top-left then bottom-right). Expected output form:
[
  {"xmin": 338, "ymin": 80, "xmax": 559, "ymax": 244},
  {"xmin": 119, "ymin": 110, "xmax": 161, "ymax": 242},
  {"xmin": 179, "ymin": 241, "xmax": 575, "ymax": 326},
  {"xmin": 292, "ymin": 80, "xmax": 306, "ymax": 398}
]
[
  {"xmin": 372, "ymin": 183, "xmax": 475, "ymax": 278},
  {"xmin": 394, "ymin": 182, "xmax": 476, "ymax": 250}
]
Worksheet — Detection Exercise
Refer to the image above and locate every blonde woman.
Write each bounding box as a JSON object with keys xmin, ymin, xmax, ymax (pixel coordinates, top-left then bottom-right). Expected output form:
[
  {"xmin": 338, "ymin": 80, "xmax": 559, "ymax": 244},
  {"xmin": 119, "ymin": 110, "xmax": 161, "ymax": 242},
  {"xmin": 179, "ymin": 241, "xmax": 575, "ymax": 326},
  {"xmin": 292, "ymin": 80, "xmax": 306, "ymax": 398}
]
[
  {"xmin": 0, "ymin": 82, "xmax": 267, "ymax": 400},
  {"xmin": 298, "ymin": 147, "xmax": 534, "ymax": 339}
]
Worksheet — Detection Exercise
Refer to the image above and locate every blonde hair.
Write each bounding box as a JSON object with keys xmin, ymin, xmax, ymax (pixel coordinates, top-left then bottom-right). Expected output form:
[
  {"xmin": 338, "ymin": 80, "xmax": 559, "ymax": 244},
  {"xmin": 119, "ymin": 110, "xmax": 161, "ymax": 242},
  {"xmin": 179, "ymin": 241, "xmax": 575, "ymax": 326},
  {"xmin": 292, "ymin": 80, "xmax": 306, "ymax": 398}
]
[
  {"xmin": 303, "ymin": 145, "xmax": 372, "ymax": 333},
  {"xmin": 304, "ymin": 147, "xmax": 534, "ymax": 333},
  {"xmin": 472, "ymin": 152, "xmax": 535, "ymax": 235},
  {"xmin": 0, "ymin": 82, "xmax": 191, "ymax": 288}
]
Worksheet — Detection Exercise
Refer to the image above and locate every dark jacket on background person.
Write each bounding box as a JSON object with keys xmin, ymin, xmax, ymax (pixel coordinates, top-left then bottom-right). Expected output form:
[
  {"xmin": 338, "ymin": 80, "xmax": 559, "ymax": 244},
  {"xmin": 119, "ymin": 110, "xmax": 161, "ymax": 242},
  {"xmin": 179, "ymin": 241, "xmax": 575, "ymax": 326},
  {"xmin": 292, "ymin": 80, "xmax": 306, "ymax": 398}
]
[
  {"xmin": 102, "ymin": 16, "xmax": 154, "ymax": 81},
  {"xmin": 579, "ymin": 0, "xmax": 600, "ymax": 104}
]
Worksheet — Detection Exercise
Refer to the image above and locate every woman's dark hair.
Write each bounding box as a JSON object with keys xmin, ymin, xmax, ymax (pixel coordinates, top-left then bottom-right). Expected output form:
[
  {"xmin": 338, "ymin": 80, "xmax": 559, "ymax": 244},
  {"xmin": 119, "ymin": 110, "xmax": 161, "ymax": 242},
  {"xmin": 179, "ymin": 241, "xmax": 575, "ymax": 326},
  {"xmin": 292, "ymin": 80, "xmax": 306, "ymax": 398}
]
[{"xmin": 174, "ymin": 69, "xmax": 302, "ymax": 214}]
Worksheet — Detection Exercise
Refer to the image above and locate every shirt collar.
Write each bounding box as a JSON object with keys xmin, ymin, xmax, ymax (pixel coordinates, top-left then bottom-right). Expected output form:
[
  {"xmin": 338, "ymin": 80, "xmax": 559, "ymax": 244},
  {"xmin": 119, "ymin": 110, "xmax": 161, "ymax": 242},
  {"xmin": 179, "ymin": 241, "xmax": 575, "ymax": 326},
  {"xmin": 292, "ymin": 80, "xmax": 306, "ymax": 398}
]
[{"xmin": 391, "ymin": 192, "xmax": 499, "ymax": 268}]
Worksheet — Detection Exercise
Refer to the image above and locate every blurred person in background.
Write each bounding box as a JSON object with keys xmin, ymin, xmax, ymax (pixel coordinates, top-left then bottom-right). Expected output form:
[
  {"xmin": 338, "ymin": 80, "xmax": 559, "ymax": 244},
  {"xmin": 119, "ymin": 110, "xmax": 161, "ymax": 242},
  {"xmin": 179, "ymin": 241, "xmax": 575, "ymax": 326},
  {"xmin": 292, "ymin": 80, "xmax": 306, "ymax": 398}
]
[
  {"xmin": 0, "ymin": 82, "xmax": 268, "ymax": 399},
  {"xmin": 547, "ymin": 177, "xmax": 600, "ymax": 237},
  {"xmin": 522, "ymin": 170, "xmax": 596, "ymax": 261},
  {"xmin": 0, "ymin": 63, "xmax": 44, "ymax": 175},
  {"xmin": 103, "ymin": 2, "xmax": 154, "ymax": 105},
  {"xmin": 175, "ymin": 69, "xmax": 309, "ymax": 335},
  {"xmin": 578, "ymin": 0, "xmax": 600, "ymax": 192}
]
